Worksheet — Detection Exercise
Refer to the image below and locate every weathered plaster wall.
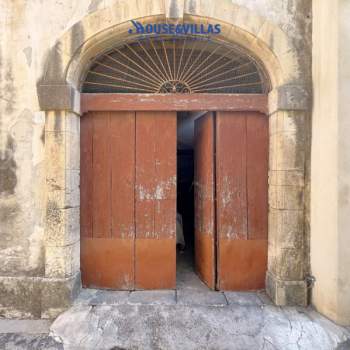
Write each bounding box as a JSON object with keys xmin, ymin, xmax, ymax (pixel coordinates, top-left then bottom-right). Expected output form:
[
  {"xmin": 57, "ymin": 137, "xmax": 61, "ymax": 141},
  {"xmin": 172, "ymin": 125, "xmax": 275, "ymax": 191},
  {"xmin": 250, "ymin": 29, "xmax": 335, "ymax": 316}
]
[
  {"xmin": 0, "ymin": 0, "xmax": 97, "ymax": 318},
  {"xmin": 233, "ymin": 0, "xmax": 312, "ymax": 84},
  {"xmin": 0, "ymin": 0, "xmax": 311, "ymax": 318},
  {"xmin": 311, "ymin": 0, "xmax": 350, "ymax": 326}
]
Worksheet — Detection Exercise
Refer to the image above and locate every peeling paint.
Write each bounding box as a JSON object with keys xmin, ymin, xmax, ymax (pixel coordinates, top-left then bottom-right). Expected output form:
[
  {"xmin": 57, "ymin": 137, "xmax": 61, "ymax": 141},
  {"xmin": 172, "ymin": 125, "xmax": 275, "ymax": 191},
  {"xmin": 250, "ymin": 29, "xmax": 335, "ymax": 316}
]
[
  {"xmin": 23, "ymin": 47, "xmax": 32, "ymax": 67},
  {"xmin": 137, "ymin": 176, "xmax": 176, "ymax": 200},
  {"xmin": 220, "ymin": 176, "xmax": 234, "ymax": 209},
  {"xmin": 4, "ymin": 62, "xmax": 15, "ymax": 114},
  {"xmin": 88, "ymin": 0, "xmax": 104, "ymax": 13}
]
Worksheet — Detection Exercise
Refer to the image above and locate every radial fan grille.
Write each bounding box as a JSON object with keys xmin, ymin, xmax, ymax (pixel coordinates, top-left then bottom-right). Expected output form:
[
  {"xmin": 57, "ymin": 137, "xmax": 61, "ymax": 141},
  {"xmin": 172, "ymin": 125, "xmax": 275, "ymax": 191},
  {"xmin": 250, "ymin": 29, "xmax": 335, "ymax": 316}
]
[{"xmin": 82, "ymin": 36, "xmax": 270, "ymax": 94}]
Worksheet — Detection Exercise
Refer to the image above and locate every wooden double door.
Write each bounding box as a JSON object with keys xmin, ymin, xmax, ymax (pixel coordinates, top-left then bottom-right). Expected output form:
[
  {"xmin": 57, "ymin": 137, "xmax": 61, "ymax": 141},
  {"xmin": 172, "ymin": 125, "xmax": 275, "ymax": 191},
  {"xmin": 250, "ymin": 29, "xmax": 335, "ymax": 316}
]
[{"xmin": 80, "ymin": 110, "xmax": 268, "ymax": 291}]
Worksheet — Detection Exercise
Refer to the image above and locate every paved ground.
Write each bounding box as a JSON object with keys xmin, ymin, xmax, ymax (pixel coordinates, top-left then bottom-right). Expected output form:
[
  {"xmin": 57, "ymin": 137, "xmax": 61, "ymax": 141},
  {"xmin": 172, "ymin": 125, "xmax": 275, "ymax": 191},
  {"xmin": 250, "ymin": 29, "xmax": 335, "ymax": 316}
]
[
  {"xmin": 0, "ymin": 319, "xmax": 62, "ymax": 349},
  {"xmin": 0, "ymin": 254, "xmax": 350, "ymax": 349},
  {"xmin": 1, "ymin": 289, "xmax": 350, "ymax": 350}
]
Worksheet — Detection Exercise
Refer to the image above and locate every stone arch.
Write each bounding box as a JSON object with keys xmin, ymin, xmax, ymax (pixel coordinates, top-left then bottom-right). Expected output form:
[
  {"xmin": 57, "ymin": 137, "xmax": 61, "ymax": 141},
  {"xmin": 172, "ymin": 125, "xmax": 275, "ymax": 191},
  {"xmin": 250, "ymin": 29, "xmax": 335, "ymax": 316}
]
[
  {"xmin": 38, "ymin": 0, "xmax": 309, "ymax": 109},
  {"xmin": 39, "ymin": 0, "xmax": 310, "ymax": 316}
]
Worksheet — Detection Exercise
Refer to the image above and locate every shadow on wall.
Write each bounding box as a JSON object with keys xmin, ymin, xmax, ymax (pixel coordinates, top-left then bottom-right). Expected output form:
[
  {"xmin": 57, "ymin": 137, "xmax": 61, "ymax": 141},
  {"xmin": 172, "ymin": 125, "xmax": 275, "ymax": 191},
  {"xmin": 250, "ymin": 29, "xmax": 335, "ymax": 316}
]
[{"xmin": 0, "ymin": 135, "xmax": 17, "ymax": 196}]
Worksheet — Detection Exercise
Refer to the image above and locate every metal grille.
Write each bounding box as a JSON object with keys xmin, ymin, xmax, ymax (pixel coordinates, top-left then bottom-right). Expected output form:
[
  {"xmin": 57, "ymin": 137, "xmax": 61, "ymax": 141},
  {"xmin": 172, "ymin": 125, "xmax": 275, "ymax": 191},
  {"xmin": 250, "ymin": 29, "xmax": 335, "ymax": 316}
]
[{"xmin": 82, "ymin": 36, "xmax": 270, "ymax": 94}]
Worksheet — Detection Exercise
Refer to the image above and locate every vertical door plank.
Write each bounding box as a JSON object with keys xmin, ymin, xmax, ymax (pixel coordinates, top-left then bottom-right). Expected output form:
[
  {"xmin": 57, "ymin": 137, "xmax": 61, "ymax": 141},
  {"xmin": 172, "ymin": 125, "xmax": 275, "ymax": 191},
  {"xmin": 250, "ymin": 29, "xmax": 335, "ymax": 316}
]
[
  {"xmin": 194, "ymin": 112, "xmax": 216, "ymax": 289},
  {"xmin": 154, "ymin": 113, "xmax": 177, "ymax": 242},
  {"xmin": 80, "ymin": 113, "xmax": 93, "ymax": 238},
  {"xmin": 109, "ymin": 111, "xmax": 135, "ymax": 289},
  {"xmin": 92, "ymin": 112, "xmax": 112, "ymax": 238},
  {"xmin": 135, "ymin": 113, "xmax": 156, "ymax": 239},
  {"xmin": 216, "ymin": 111, "xmax": 248, "ymax": 290},
  {"xmin": 135, "ymin": 111, "xmax": 176, "ymax": 289},
  {"xmin": 110, "ymin": 111, "xmax": 135, "ymax": 239},
  {"xmin": 247, "ymin": 113, "xmax": 268, "ymax": 240},
  {"xmin": 216, "ymin": 112, "xmax": 248, "ymax": 241}
]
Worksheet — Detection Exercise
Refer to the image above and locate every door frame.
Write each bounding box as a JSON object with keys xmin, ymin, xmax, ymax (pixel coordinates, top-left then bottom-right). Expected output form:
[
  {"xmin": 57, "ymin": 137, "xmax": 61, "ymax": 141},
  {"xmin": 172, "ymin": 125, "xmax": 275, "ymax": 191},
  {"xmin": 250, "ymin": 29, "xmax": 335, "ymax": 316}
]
[
  {"xmin": 80, "ymin": 92, "xmax": 269, "ymax": 290},
  {"xmin": 81, "ymin": 93, "xmax": 268, "ymax": 113}
]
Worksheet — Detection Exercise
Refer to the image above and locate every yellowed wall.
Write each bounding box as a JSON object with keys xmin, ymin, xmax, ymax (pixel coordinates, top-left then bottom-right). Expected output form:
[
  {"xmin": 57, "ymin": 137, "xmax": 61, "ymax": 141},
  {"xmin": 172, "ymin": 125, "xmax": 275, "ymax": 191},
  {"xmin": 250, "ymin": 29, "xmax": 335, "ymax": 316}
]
[{"xmin": 311, "ymin": 0, "xmax": 350, "ymax": 326}]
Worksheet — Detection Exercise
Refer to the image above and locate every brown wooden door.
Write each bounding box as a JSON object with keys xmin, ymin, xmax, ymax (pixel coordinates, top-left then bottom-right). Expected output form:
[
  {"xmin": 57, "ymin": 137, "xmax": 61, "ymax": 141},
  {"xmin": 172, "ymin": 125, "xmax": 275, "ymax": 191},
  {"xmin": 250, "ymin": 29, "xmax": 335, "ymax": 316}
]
[
  {"xmin": 80, "ymin": 111, "xmax": 135, "ymax": 289},
  {"xmin": 80, "ymin": 111, "xmax": 176, "ymax": 290},
  {"xmin": 216, "ymin": 111, "xmax": 268, "ymax": 290},
  {"xmin": 194, "ymin": 111, "xmax": 268, "ymax": 291},
  {"xmin": 194, "ymin": 112, "xmax": 216, "ymax": 289}
]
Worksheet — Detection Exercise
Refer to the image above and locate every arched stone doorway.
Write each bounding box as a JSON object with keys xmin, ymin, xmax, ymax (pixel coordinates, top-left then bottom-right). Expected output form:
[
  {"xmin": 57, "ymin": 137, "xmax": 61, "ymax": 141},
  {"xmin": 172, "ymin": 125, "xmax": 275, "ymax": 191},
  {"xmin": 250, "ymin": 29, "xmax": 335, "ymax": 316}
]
[{"xmin": 38, "ymin": 1, "xmax": 310, "ymax": 316}]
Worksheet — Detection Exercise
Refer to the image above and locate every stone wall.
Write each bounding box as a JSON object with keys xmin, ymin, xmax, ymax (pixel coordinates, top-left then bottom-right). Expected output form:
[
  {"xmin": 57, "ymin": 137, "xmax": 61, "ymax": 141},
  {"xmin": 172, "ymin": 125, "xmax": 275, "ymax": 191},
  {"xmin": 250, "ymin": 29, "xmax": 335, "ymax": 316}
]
[{"xmin": 0, "ymin": 0, "xmax": 312, "ymax": 318}]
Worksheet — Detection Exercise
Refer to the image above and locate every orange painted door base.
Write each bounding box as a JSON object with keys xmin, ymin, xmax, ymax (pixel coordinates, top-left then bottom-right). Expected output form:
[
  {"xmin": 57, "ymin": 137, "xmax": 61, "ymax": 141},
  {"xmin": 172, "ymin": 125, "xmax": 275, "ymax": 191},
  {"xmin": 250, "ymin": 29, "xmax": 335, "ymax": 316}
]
[{"xmin": 80, "ymin": 111, "xmax": 176, "ymax": 290}]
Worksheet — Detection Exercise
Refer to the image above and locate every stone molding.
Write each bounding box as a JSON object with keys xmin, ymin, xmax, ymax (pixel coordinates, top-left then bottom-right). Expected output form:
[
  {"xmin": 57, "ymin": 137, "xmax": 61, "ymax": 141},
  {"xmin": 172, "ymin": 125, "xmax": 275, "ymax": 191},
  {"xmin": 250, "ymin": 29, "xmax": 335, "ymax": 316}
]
[
  {"xmin": 268, "ymin": 85, "xmax": 311, "ymax": 114},
  {"xmin": 38, "ymin": 85, "xmax": 80, "ymax": 115}
]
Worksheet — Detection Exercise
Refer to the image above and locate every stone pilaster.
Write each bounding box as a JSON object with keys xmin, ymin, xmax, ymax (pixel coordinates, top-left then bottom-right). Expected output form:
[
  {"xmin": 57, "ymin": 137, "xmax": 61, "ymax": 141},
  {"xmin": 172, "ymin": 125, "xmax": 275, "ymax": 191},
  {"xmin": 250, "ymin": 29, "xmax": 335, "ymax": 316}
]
[
  {"xmin": 266, "ymin": 87, "xmax": 309, "ymax": 306},
  {"xmin": 42, "ymin": 110, "xmax": 81, "ymax": 318}
]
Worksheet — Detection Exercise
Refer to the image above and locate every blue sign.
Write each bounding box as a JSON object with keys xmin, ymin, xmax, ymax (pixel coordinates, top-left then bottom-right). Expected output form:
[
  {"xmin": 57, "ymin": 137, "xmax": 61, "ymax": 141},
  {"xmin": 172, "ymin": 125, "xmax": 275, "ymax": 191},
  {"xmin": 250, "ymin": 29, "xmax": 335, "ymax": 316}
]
[{"xmin": 128, "ymin": 20, "xmax": 221, "ymax": 35}]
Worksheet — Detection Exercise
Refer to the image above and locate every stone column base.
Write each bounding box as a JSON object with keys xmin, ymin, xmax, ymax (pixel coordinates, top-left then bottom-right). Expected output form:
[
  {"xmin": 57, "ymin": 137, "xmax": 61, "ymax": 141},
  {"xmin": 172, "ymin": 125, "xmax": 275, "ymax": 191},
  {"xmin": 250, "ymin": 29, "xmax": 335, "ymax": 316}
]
[
  {"xmin": 41, "ymin": 273, "xmax": 81, "ymax": 319},
  {"xmin": 0, "ymin": 273, "xmax": 81, "ymax": 319},
  {"xmin": 266, "ymin": 272, "xmax": 307, "ymax": 306}
]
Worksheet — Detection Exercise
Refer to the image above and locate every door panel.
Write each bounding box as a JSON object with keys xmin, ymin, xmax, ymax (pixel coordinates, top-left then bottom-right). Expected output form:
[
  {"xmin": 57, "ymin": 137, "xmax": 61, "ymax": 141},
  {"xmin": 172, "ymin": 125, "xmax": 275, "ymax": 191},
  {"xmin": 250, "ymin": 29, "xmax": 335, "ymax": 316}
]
[
  {"xmin": 80, "ymin": 114, "xmax": 93, "ymax": 239},
  {"xmin": 216, "ymin": 112, "xmax": 248, "ymax": 241},
  {"xmin": 110, "ymin": 113, "xmax": 136, "ymax": 239},
  {"xmin": 81, "ymin": 238, "xmax": 134, "ymax": 289},
  {"xmin": 81, "ymin": 111, "xmax": 135, "ymax": 290},
  {"xmin": 246, "ymin": 113, "xmax": 269, "ymax": 240},
  {"xmin": 217, "ymin": 239, "xmax": 268, "ymax": 290},
  {"xmin": 216, "ymin": 112, "xmax": 268, "ymax": 290},
  {"xmin": 194, "ymin": 112, "xmax": 216, "ymax": 289},
  {"xmin": 135, "ymin": 111, "xmax": 177, "ymax": 289},
  {"xmin": 92, "ymin": 112, "xmax": 112, "ymax": 238}
]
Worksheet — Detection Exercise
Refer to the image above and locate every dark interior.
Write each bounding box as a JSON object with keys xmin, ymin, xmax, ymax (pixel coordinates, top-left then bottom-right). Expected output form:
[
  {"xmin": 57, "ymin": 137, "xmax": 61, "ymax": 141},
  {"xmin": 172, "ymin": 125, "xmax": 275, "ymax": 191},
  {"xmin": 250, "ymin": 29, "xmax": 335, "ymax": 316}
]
[
  {"xmin": 177, "ymin": 148, "xmax": 195, "ymax": 253},
  {"xmin": 176, "ymin": 111, "xmax": 200, "ymax": 281},
  {"xmin": 176, "ymin": 111, "xmax": 213, "ymax": 291}
]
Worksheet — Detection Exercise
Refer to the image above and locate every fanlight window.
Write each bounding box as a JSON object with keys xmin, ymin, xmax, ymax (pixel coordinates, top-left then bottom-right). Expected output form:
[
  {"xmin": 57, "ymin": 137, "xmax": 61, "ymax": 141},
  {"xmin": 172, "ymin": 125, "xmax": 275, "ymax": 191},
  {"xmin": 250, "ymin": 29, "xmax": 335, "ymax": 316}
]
[{"xmin": 82, "ymin": 36, "xmax": 270, "ymax": 94}]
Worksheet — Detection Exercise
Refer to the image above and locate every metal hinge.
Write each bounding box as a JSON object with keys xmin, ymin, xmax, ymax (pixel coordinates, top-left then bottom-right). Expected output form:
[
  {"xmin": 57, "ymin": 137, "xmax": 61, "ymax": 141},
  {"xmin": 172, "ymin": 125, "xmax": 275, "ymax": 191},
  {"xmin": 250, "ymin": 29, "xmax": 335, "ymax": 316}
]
[{"xmin": 306, "ymin": 275, "xmax": 316, "ymax": 288}]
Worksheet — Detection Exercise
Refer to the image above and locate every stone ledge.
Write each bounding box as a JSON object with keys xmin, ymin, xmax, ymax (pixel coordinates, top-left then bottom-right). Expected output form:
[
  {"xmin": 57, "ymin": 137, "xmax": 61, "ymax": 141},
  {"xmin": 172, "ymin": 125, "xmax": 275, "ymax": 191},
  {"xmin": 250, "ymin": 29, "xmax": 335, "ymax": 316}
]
[
  {"xmin": 0, "ymin": 274, "xmax": 81, "ymax": 319},
  {"xmin": 38, "ymin": 84, "xmax": 80, "ymax": 115},
  {"xmin": 177, "ymin": 290, "xmax": 227, "ymax": 307},
  {"xmin": 0, "ymin": 319, "xmax": 52, "ymax": 334},
  {"xmin": 0, "ymin": 276, "xmax": 42, "ymax": 319},
  {"xmin": 268, "ymin": 85, "xmax": 311, "ymax": 113},
  {"xmin": 266, "ymin": 271, "xmax": 307, "ymax": 306},
  {"xmin": 41, "ymin": 272, "xmax": 81, "ymax": 319}
]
